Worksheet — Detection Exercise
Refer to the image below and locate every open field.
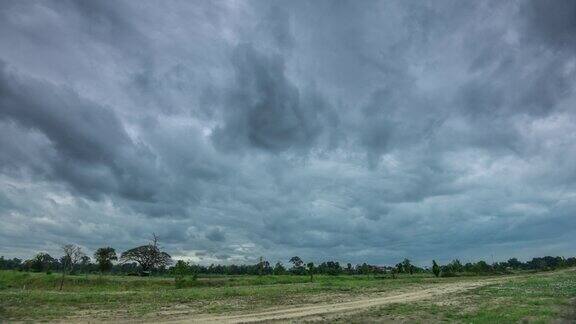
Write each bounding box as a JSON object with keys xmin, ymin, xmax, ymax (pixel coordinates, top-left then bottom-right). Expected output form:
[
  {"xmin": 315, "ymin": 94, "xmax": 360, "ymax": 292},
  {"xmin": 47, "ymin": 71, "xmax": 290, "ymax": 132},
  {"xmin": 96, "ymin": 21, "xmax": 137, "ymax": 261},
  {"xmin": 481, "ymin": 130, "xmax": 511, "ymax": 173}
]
[
  {"xmin": 1, "ymin": 269, "xmax": 575, "ymax": 323},
  {"xmin": 329, "ymin": 269, "xmax": 576, "ymax": 323}
]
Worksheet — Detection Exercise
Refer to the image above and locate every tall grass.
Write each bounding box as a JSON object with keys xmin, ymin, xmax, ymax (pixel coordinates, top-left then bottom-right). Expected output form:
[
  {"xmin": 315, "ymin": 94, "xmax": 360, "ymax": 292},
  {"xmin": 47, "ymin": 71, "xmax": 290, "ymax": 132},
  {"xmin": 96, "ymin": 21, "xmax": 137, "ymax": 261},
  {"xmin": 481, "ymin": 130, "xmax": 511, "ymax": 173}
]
[{"xmin": 0, "ymin": 270, "xmax": 442, "ymax": 292}]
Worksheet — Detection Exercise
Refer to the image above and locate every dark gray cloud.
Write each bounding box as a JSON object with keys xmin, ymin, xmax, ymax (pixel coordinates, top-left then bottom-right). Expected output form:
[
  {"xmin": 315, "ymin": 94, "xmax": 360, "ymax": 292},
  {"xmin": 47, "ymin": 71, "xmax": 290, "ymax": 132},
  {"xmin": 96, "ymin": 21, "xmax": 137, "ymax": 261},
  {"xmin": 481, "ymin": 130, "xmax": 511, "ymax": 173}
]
[
  {"xmin": 0, "ymin": 61, "xmax": 162, "ymax": 201},
  {"xmin": 212, "ymin": 43, "xmax": 337, "ymax": 153},
  {"xmin": 1, "ymin": 0, "xmax": 576, "ymax": 266},
  {"xmin": 521, "ymin": 0, "xmax": 576, "ymax": 50}
]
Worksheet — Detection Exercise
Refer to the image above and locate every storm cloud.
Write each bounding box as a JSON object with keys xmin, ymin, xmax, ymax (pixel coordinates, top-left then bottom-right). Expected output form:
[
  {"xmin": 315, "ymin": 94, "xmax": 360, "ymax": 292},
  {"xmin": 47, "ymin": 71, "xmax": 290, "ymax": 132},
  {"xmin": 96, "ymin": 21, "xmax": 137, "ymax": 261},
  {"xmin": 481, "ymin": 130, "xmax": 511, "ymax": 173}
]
[{"xmin": 1, "ymin": 0, "xmax": 576, "ymax": 266}]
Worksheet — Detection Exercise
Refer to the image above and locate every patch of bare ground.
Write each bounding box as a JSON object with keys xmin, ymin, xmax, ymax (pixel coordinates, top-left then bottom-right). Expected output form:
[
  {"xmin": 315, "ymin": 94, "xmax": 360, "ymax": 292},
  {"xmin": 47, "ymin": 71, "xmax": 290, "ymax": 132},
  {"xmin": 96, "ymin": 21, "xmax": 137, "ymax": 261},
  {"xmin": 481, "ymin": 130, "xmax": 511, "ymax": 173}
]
[
  {"xmin": 55, "ymin": 271, "xmax": 571, "ymax": 323},
  {"xmin": 552, "ymin": 297, "xmax": 576, "ymax": 323},
  {"xmin": 61, "ymin": 282, "xmax": 433, "ymax": 323},
  {"xmin": 155, "ymin": 279, "xmax": 504, "ymax": 323}
]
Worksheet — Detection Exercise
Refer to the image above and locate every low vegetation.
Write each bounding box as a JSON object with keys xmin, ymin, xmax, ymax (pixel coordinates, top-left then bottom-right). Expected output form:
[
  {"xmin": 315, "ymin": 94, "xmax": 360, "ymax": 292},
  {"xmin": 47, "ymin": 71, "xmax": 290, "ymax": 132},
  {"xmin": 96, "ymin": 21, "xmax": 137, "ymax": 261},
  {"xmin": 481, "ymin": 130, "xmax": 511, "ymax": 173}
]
[
  {"xmin": 1, "ymin": 235, "xmax": 575, "ymax": 322},
  {"xmin": 1, "ymin": 269, "xmax": 575, "ymax": 322},
  {"xmin": 331, "ymin": 270, "xmax": 576, "ymax": 323},
  {"xmin": 0, "ymin": 270, "xmax": 461, "ymax": 320}
]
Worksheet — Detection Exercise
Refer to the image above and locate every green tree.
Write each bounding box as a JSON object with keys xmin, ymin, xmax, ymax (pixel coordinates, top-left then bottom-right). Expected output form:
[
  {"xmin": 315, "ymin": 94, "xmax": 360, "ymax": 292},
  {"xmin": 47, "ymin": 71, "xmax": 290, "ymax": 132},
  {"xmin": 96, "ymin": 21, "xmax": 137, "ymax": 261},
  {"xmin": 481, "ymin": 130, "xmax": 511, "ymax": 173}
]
[
  {"xmin": 307, "ymin": 262, "xmax": 315, "ymax": 282},
  {"xmin": 289, "ymin": 256, "xmax": 303, "ymax": 267},
  {"xmin": 289, "ymin": 256, "xmax": 305, "ymax": 275},
  {"xmin": 94, "ymin": 247, "xmax": 117, "ymax": 274},
  {"xmin": 173, "ymin": 260, "xmax": 189, "ymax": 289},
  {"xmin": 449, "ymin": 259, "xmax": 463, "ymax": 272},
  {"xmin": 474, "ymin": 260, "xmax": 491, "ymax": 273},
  {"xmin": 273, "ymin": 261, "xmax": 286, "ymax": 275},
  {"xmin": 30, "ymin": 253, "xmax": 55, "ymax": 273},
  {"xmin": 121, "ymin": 234, "xmax": 172, "ymax": 274},
  {"xmin": 432, "ymin": 260, "xmax": 440, "ymax": 278},
  {"xmin": 79, "ymin": 255, "xmax": 91, "ymax": 276},
  {"xmin": 257, "ymin": 257, "xmax": 268, "ymax": 276},
  {"xmin": 346, "ymin": 263, "xmax": 353, "ymax": 274},
  {"xmin": 402, "ymin": 258, "xmax": 413, "ymax": 274},
  {"xmin": 359, "ymin": 263, "xmax": 370, "ymax": 275},
  {"xmin": 391, "ymin": 266, "xmax": 398, "ymax": 279},
  {"xmin": 506, "ymin": 258, "xmax": 522, "ymax": 269}
]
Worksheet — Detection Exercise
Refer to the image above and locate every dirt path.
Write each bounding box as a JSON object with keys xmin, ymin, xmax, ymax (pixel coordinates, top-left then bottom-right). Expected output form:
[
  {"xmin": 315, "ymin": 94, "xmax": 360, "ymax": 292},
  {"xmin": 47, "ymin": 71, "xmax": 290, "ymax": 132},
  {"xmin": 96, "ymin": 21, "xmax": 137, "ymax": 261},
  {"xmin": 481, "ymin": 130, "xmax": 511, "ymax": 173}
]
[{"xmin": 163, "ymin": 277, "xmax": 506, "ymax": 323}]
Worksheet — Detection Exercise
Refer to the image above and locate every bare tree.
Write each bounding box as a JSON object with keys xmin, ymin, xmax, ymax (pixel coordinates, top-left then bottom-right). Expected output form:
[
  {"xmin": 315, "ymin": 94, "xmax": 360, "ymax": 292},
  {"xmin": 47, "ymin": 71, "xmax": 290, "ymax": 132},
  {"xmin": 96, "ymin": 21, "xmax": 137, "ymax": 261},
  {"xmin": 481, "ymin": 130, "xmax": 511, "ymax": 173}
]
[
  {"xmin": 121, "ymin": 234, "xmax": 172, "ymax": 274},
  {"xmin": 60, "ymin": 244, "xmax": 85, "ymax": 290}
]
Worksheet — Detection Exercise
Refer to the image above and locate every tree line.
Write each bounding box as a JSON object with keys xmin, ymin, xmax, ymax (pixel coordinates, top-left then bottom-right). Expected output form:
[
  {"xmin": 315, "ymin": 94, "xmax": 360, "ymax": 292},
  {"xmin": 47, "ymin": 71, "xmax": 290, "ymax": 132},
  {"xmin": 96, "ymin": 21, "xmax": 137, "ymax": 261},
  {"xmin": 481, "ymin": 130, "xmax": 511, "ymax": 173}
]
[
  {"xmin": 0, "ymin": 235, "xmax": 170, "ymax": 277},
  {"xmin": 1, "ymin": 236, "xmax": 575, "ymax": 278}
]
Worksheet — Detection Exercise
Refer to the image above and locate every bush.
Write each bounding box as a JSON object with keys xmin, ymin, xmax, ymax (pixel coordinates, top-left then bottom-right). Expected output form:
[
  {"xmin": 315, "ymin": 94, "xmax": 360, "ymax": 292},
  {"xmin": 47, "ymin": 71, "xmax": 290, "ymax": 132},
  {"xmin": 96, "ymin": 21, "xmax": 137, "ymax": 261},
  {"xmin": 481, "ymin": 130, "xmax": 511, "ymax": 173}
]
[
  {"xmin": 174, "ymin": 260, "xmax": 195, "ymax": 289},
  {"xmin": 432, "ymin": 260, "xmax": 440, "ymax": 278},
  {"xmin": 440, "ymin": 271, "xmax": 456, "ymax": 277}
]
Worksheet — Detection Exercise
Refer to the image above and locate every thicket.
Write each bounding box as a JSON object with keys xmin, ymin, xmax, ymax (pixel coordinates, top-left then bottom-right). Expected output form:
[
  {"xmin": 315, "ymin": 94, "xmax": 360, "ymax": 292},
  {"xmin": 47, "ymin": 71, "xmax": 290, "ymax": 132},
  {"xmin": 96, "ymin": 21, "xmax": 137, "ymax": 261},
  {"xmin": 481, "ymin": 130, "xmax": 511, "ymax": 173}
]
[{"xmin": 1, "ymin": 254, "xmax": 574, "ymax": 277}]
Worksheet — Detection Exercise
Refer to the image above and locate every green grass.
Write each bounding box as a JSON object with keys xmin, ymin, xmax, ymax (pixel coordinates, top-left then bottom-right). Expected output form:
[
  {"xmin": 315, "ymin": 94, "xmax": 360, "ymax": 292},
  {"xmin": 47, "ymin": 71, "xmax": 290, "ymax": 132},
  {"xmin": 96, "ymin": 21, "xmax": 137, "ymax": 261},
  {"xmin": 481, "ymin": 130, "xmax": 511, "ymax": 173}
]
[
  {"xmin": 334, "ymin": 270, "xmax": 576, "ymax": 323},
  {"xmin": 0, "ymin": 271, "xmax": 460, "ymax": 321},
  {"xmin": 0, "ymin": 272, "xmax": 428, "ymax": 291},
  {"xmin": 1, "ymin": 270, "xmax": 572, "ymax": 322}
]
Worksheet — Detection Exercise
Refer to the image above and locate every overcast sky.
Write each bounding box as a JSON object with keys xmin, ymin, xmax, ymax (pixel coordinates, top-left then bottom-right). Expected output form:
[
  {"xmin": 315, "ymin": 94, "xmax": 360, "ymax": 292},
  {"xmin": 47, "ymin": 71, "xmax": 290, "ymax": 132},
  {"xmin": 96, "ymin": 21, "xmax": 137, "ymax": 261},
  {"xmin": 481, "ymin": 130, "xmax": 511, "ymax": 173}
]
[{"xmin": 1, "ymin": 0, "xmax": 576, "ymax": 266}]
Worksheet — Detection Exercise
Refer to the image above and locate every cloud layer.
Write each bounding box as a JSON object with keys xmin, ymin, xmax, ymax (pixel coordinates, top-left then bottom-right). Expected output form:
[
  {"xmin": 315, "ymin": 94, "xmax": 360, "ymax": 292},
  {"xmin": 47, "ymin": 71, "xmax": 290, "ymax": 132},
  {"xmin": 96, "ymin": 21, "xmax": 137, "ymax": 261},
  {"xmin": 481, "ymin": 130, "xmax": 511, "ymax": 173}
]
[{"xmin": 1, "ymin": 0, "xmax": 576, "ymax": 265}]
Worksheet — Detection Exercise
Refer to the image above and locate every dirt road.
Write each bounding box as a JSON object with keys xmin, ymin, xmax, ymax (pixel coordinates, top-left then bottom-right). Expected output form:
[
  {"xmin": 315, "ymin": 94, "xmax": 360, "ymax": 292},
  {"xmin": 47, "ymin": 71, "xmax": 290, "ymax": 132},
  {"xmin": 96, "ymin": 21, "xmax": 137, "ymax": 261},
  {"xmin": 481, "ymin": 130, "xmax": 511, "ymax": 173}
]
[{"xmin": 164, "ymin": 277, "xmax": 506, "ymax": 323}]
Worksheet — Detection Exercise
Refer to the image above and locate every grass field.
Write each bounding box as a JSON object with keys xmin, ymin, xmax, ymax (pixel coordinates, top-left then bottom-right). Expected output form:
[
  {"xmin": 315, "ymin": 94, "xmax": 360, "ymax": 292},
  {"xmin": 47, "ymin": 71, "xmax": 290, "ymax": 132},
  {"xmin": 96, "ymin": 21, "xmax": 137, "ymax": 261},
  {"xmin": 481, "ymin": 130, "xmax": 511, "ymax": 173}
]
[
  {"xmin": 332, "ymin": 270, "xmax": 576, "ymax": 323},
  {"xmin": 0, "ymin": 269, "xmax": 575, "ymax": 322}
]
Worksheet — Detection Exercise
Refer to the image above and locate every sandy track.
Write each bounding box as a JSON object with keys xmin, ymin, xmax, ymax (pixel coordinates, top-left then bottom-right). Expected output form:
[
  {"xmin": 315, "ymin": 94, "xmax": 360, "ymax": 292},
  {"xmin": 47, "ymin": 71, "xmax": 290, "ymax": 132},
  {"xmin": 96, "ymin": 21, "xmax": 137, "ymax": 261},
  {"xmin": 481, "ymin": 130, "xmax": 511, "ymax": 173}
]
[{"xmin": 164, "ymin": 278, "xmax": 506, "ymax": 323}]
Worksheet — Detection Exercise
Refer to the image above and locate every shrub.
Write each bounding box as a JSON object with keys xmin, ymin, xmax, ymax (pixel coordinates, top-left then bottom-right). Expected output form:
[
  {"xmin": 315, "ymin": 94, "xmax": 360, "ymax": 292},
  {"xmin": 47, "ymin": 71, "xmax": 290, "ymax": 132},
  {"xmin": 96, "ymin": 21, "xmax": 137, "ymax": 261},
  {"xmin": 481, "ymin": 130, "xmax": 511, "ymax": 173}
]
[
  {"xmin": 174, "ymin": 260, "xmax": 190, "ymax": 289},
  {"xmin": 440, "ymin": 271, "xmax": 456, "ymax": 277},
  {"xmin": 432, "ymin": 260, "xmax": 440, "ymax": 278}
]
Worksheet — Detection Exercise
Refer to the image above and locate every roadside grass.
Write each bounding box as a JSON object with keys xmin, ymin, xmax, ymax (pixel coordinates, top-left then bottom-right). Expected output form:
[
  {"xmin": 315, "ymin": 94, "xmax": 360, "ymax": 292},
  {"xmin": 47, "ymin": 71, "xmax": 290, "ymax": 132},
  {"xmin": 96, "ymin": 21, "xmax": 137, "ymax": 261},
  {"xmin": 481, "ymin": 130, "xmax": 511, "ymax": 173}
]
[
  {"xmin": 332, "ymin": 269, "xmax": 576, "ymax": 323},
  {"xmin": 0, "ymin": 271, "xmax": 439, "ymax": 291},
  {"xmin": 0, "ymin": 270, "xmax": 485, "ymax": 321}
]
